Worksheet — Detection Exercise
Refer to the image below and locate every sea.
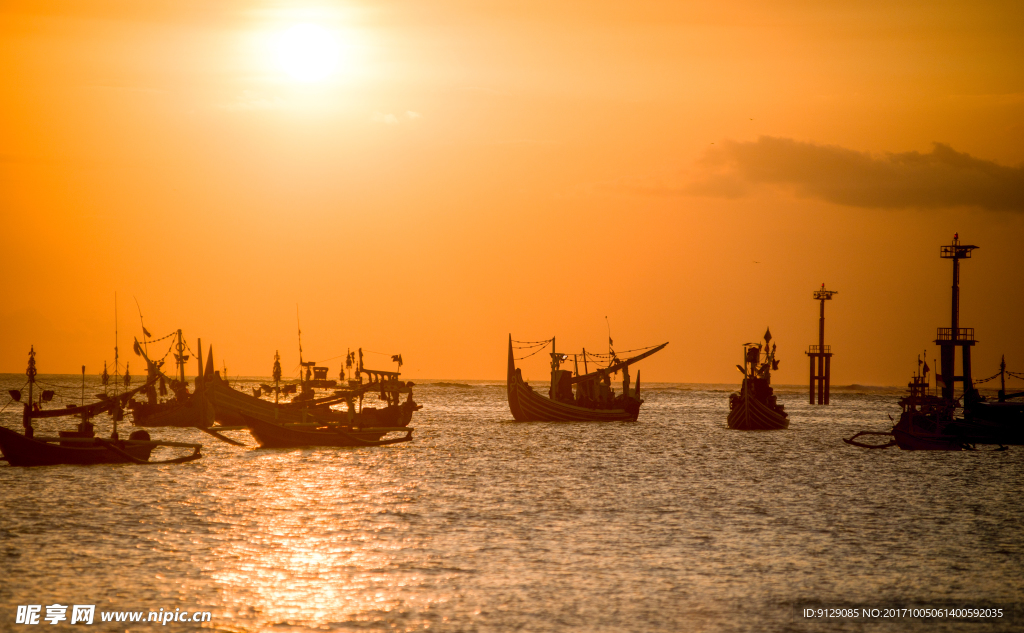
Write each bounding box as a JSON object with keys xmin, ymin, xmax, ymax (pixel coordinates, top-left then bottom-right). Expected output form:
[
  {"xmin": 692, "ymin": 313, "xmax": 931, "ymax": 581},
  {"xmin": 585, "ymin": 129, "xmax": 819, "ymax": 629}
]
[{"xmin": 1, "ymin": 375, "xmax": 1021, "ymax": 632}]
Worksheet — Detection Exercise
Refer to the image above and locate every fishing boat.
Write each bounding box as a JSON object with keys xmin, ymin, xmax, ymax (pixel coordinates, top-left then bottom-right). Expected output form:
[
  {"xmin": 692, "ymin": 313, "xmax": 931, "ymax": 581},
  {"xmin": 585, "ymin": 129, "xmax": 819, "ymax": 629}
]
[
  {"xmin": 727, "ymin": 329, "xmax": 788, "ymax": 430},
  {"xmin": 846, "ymin": 235, "xmax": 1017, "ymax": 450},
  {"xmin": 506, "ymin": 335, "xmax": 668, "ymax": 422},
  {"xmin": 238, "ymin": 413, "xmax": 413, "ymax": 448},
  {"xmin": 202, "ymin": 347, "xmax": 420, "ymax": 429},
  {"xmin": 844, "ymin": 356, "xmax": 1002, "ymax": 451},
  {"xmin": 0, "ymin": 348, "xmax": 202, "ymax": 466},
  {"xmin": 128, "ymin": 330, "xmax": 214, "ymax": 428},
  {"xmin": 889, "ymin": 373, "xmax": 965, "ymax": 450},
  {"xmin": 0, "ymin": 426, "xmax": 202, "ymax": 467},
  {"xmin": 956, "ymin": 356, "xmax": 1024, "ymax": 444}
]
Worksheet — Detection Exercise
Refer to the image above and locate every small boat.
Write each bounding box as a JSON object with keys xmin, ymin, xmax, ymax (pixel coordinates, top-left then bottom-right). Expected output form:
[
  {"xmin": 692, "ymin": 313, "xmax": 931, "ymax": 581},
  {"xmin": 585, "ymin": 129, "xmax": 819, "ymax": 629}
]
[
  {"xmin": 844, "ymin": 358, "xmax": 978, "ymax": 451},
  {"xmin": 0, "ymin": 426, "xmax": 202, "ymax": 466},
  {"xmin": 0, "ymin": 347, "xmax": 202, "ymax": 467},
  {"xmin": 506, "ymin": 334, "xmax": 668, "ymax": 422},
  {"xmin": 889, "ymin": 371, "xmax": 967, "ymax": 450},
  {"xmin": 239, "ymin": 413, "xmax": 413, "ymax": 448},
  {"xmin": 727, "ymin": 329, "xmax": 788, "ymax": 430}
]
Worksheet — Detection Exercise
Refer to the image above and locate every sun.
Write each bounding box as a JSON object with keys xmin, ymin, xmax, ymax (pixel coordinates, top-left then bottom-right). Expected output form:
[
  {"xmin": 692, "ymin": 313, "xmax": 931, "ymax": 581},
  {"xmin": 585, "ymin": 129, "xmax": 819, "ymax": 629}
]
[{"xmin": 274, "ymin": 24, "xmax": 341, "ymax": 82}]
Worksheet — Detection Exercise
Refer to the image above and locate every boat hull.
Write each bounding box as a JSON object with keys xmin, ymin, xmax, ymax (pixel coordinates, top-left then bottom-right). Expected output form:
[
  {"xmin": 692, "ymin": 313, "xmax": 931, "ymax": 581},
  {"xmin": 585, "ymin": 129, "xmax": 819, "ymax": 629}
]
[
  {"xmin": 891, "ymin": 412, "xmax": 964, "ymax": 450},
  {"xmin": 960, "ymin": 401, "xmax": 1024, "ymax": 444},
  {"xmin": 727, "ymin": 383, "xmax": 788, "ymax": 430},
  {"xmin": 240, "ymin": 414, "xmax": 413, "ymax": 448},
  {"xmin": 0, "ymin": 426, "xmax": 155, "ymax": 467},
  {"xmin": 131, "ymin": 395, "xmax": 214, "ymax": 428}
]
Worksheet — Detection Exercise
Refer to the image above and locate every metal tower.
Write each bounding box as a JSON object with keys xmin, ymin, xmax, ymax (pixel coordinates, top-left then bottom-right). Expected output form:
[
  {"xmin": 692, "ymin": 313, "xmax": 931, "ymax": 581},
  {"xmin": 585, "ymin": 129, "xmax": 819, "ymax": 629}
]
[
  {"xmin": 936, "ymin": 233, "xmax": 978, "ymax": 403},
  {"xmin": 806, "ymin": 283, "xmax": 838, "ymax": 404}
]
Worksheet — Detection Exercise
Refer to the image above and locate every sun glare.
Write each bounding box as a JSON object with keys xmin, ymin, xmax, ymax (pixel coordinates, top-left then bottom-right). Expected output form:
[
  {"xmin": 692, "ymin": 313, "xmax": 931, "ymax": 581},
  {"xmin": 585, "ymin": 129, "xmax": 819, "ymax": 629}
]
[{"xmin": 274, "ymin": 24, "xmax": 341, "ymax": 82}]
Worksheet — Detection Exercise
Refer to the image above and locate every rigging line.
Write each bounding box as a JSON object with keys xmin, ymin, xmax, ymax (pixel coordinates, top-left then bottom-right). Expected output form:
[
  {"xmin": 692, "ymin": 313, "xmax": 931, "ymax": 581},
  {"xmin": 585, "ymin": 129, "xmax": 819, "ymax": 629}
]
[
  {"xmin": 511, "ymin": 338, "xmax": 553, "ymax": 345},
  {"xmin": 141, "ymin": 331, "xmax": 177, "ymax": 344},
  {"xmin": 583, "ymin": 344, "xmax": 659, "ymax": 357},
  {"xmin": 182, "ymin": 338, "xmax": 200, "ymax": 362},
  {"xmin": 972, "ymin": 370, "xmax": 1005, "ymax": 384},
  {"xmin": 515, "ymin": 346, "xmax": 553, "ymax": 361}
]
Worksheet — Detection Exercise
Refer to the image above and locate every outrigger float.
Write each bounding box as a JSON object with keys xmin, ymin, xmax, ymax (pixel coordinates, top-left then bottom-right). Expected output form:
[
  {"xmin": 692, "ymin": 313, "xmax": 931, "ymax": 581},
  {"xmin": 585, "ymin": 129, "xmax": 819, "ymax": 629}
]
[
  {"xmin": 0, "ymin": 348, "xmax": 202, "ymax": 467},
  {"xmin": 506, "ymin": 335, "xmax": 667, "ymax": 422},
  {"xmin": 728, "ymin": 329, "xmax": 788, "ymax": 430}
]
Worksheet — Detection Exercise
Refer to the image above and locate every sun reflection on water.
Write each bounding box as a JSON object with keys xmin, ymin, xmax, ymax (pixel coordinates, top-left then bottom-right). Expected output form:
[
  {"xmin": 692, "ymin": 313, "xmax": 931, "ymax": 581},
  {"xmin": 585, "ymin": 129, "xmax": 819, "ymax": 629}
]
[{"xmin": 204, "ymin": 452, "xmax": 448, "ymax": 630}]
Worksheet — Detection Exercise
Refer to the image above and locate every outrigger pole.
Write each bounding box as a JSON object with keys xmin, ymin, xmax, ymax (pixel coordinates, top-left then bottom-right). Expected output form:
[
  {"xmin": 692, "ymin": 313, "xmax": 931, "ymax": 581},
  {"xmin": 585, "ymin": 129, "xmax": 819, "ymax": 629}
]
[{"xmin": 113, "ymin": 293, "xmax": 119, "ymax": 438}]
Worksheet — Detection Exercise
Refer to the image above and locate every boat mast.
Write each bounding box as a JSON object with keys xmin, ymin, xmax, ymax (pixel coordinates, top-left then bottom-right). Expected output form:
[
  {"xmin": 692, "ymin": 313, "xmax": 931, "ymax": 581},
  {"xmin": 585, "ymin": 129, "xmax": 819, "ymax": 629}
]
[
  {"xmin": 296, "ymin": 305, "xmax": 306, "ymax": 386},
  {"xmin": 175, "ymin": 329, "xmax": 187, "ymax": 385},
  {"xmin": 24, "ymin": 346, "xmax": 36, "ymax": 436},
  {"xmin": 113, "ymin": 294, "xmax": 119, "ymax": 438},
  {"xmin": 81, "ymin": 365, "xmax": 85, "ymax": 407},
  {"xmin": 114, "ymin": 293, "xmax": 119, "ymax": 401},
  {"xmin": 1000, "ymin": 354, "xmax": 1006, "ymax": 402},
  {"xmin": 273, "ymin": 350, "xmax": 282, "ymax": 404}
]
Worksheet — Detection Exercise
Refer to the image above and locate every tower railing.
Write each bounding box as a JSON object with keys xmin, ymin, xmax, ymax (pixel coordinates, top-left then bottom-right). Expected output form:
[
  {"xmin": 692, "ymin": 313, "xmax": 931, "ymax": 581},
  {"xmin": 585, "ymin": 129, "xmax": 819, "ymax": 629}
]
[
  {"xmin": 935, "ymin": 327, "xmax": 975, "ymax": 342},
  {"xmin": 807, "ymin": 345, "xmax": 831, "ymax": 354}
]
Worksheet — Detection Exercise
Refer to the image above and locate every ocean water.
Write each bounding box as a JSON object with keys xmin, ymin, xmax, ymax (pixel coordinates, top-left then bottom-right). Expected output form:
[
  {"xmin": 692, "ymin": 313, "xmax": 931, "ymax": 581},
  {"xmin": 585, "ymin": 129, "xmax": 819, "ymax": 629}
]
[{"xmin": 1, "ymin": 375, "xmax": 1021, "ymax": 632}]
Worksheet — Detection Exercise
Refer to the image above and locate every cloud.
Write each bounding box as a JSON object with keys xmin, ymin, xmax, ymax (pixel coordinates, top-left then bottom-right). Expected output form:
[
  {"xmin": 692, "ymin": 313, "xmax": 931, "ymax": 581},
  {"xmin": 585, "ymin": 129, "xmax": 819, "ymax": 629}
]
[{"xmin": 680, "ymin": 137, "xmax": 1024, "ymax": 212}]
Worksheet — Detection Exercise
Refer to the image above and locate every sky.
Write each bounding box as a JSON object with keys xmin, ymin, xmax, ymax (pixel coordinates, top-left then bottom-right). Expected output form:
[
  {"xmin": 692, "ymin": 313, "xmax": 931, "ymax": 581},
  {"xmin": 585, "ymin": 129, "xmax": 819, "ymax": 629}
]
[{"xmin": 1, "ymin": 0, "xmax": 1022, "ymax": 386}]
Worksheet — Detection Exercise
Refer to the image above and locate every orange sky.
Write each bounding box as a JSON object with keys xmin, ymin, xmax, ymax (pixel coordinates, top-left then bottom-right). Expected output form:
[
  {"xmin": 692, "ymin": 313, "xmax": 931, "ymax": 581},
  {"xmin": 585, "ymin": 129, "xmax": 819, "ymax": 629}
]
[{"xmin": 1, "ymin": 0, "xmax": 1022, "ymax": 385}]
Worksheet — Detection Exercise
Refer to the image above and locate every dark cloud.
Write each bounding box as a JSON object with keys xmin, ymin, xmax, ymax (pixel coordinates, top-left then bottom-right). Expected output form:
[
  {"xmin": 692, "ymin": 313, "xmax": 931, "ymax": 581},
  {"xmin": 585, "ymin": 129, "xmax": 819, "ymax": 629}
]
[{"xmin": 685, "ymin": 137, "xmax": 1024, "ymax": 211}]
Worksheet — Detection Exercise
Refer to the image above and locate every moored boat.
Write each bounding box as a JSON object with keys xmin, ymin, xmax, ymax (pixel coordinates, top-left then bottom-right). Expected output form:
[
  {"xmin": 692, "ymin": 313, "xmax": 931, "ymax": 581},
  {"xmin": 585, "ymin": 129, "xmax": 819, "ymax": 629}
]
[
  {"xmin": 506, "ymin": 334, "xmax": 667, "ymax": 422},
  {"xmin": 727, "ymin": 329, "xmax": 788, "ymax": 430},
  {"xmin": 0, "ymin": 347, "xmax": 203, "ymax": 466},
  {"xmin": 202, "ymin": 347, "xmax": 420, "ymax": 429},
  {"xmin": 0, "ymin": 426, "xmax": 201, "ymax": 466},
  {"xmin": 128, "ymin": 330, "xmax": 214, "ymax": 428},
  {"xmin": 239, "ymin": 413, "xmax": 413, "ymax": 448}
]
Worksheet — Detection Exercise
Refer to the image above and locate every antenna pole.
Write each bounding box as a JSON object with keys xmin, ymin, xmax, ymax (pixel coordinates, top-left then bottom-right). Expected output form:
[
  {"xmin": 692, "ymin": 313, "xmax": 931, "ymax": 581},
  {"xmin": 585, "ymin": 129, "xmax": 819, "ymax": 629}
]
[
  {"xmin": 296, "ymin": 305, "xmax": 305, "ymax": 384},
  {"xmin": 134, "ymin": 296, "xmax": 148, "ymax": 357},
  {"xmin": 114, "ymin": 293, "xmax": 119, "ymax": 400}
]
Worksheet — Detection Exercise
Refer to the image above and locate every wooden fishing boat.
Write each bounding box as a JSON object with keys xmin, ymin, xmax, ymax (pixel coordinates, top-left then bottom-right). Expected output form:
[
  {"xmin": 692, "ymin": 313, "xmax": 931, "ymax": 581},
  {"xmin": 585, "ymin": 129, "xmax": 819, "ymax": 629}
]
[
  {"xmin": 844, "ymin": 361, "xmax": 973, "ymax": 450},
  {"xmin": 727, "ymin": 329, "xmax": 788, "ymax": 430},
  {"xmin": 955, "ymin": 356, "xmax": 1024, "ymax": 444},
  {"xmin": 846, "ymin": 235, "xmax": 1017, "ymax": 450},
  {"xmin": 128, "ymin": 331, "xmax": 214, "ymax": 428},
  {"xmin": 0, "ymin": 348, "xmax": 203, "ymax": 466},
  {"xmin": 506, "ymin": 335, "xmax": 667, "ymax": 422},
  {"xmin": 239, "ymin": 413, "xmax": 413, "ymax": 448},
  {"xmin": 0, "ymin": 426, "xmax": 201, "ymax": 466},
  {"xmin": 201, "ymin": 347, "xmax": 420, "ymax": 429}
]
